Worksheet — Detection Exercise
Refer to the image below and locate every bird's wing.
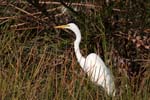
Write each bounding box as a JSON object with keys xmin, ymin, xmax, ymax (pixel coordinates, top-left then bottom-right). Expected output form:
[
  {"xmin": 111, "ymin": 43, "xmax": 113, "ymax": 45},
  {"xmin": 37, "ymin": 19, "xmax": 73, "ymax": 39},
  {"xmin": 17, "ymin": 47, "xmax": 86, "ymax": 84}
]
[
  {"xmin": 85, "ymin": 53, "xmax": 107, "ymax": 82},
  {"xmin": 84, "ymin": 53, "xmax": 116, "ymax": 96}
]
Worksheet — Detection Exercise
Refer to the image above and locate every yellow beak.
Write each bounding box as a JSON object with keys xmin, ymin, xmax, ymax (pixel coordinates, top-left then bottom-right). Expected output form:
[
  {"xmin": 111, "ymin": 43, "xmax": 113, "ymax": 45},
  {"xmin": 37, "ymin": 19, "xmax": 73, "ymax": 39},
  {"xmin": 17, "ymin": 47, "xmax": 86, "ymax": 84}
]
[{"xmin": 54, "ymin": 25, "xmax": 69, "ymax": 29}]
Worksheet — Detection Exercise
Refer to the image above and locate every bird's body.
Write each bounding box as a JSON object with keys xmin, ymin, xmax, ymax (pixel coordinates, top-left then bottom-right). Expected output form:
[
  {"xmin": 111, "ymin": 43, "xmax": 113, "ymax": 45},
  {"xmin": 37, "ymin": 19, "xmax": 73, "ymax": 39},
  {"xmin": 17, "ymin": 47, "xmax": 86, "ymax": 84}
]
[
  {"xmin": 85, "ymin": 53, "xmax": 115, "ymax": 96},
  {"xmin": 55, "ymin": 23, "xmax": 116, "ymax": 96}
]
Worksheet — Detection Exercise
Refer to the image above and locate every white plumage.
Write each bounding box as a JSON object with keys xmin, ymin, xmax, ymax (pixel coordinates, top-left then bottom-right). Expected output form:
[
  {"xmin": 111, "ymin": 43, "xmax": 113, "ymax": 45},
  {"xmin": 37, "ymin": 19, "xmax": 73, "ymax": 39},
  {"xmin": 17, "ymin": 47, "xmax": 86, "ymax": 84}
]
[{"xmin": 55, "ymin": 23, "xmax": 116, "ymax": 96}]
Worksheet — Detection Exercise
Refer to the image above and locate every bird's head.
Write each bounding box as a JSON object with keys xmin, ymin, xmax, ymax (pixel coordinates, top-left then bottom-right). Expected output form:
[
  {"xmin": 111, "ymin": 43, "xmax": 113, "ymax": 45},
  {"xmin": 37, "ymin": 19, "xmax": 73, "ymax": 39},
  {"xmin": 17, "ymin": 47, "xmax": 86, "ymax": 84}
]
[
  {"xmin": 55, "ymin": 23, "xmax": 81, "ymax": 40},
  {"xmin": 54, "ymin": 23, "xmax": 78, "ymax": 31}
]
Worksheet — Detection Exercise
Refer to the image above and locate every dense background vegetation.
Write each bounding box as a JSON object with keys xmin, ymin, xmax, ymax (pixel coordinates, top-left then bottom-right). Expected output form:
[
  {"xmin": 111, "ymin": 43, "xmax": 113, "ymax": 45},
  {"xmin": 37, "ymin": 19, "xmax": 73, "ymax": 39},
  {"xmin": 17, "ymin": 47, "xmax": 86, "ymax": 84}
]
[{"xmin": 0, "ymin": 0, "xmax": 150, "ymax": 100}]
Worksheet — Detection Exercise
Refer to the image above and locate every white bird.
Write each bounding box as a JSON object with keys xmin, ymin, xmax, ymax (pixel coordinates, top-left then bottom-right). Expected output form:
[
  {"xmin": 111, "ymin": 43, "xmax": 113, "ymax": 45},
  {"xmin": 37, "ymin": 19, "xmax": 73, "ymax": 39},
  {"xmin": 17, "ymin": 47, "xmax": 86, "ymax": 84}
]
[{"xmin": 55, "ymin": 23, "xmax": 116, "ymax": 96}]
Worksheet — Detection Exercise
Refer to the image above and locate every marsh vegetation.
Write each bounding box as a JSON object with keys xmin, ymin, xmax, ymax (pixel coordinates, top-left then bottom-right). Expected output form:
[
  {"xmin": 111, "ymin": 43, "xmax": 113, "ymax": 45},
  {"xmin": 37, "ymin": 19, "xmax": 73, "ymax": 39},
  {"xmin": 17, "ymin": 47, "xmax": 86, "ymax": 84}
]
[{"xmin": 0, "ymin": 0, "xmax": 150, "ymax": 100}]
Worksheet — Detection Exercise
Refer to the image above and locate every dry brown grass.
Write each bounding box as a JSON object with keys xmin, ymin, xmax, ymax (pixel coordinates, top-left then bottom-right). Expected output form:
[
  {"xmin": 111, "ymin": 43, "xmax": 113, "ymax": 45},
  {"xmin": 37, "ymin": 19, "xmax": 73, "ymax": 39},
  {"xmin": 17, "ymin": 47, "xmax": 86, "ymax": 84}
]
[{"xmin": 0, "ymin": 0, "xmax": 150, "ymax": 100}]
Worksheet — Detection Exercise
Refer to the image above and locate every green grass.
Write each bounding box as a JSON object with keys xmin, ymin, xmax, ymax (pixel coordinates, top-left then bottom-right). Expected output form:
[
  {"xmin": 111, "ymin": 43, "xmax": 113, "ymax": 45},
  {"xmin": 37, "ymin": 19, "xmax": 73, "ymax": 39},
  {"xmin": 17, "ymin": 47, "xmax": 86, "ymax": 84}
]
[{"xmin": 1, "ymin": 1, "xmax": 150, "ymax": 100}]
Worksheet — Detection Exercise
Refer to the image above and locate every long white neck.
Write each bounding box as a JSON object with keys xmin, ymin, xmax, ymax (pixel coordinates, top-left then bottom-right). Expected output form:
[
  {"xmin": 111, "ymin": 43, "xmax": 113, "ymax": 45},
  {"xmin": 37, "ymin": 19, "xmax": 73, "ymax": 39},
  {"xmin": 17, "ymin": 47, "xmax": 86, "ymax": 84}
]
[{"xmin": 72, "ymin": 27, "xmax": 86, "ymax": 69}]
